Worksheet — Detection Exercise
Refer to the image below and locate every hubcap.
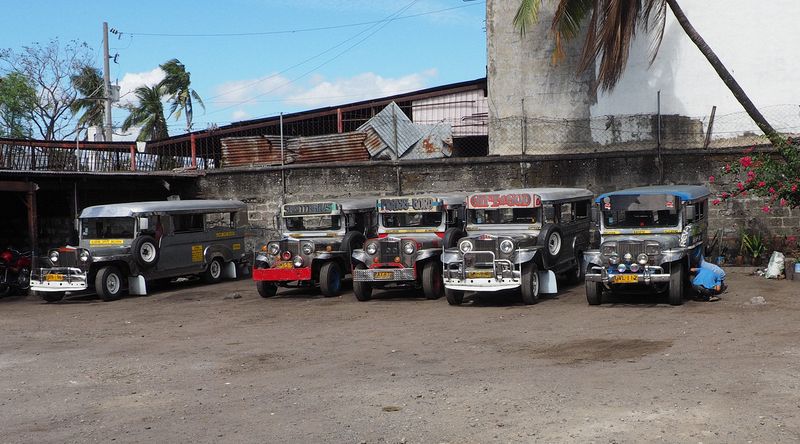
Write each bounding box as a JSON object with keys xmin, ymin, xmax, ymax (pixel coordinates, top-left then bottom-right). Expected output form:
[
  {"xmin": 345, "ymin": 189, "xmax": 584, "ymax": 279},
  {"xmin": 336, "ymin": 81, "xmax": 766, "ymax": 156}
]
[
  {"xmin": 107, "ymin": 273, "xmax": 120, "ymax": 294},
  {"xmin": 210, "ymin": 261, "xmax": 221, "ymax": 278},
  {"xmin": 141, "ymin": 242, "xmax": 156, "ymax": 262},
  {"xmin": 531, "ymin": 272, "xmax": 539, "ymax": 295},
  {"xmin": 548, "ymin": 233, "xmax": 561, "ymax": 255}
]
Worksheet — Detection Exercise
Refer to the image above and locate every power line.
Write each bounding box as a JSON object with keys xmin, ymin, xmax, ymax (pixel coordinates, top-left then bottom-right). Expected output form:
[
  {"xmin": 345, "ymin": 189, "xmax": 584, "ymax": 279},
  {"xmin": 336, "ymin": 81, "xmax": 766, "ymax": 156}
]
[{"xmin": 121, "ymin": 3, "xmax": 482, "ymax": 38}]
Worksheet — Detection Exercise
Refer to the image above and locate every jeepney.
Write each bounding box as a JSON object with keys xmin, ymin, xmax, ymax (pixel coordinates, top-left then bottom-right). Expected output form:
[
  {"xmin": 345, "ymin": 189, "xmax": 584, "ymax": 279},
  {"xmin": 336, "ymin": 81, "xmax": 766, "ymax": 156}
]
[
  {"xmin": 31, "ymin": 199, "xmax": 249, "ymax": 302},
  {"xmin": 252, "ymin": 198, "xmax": 377, "ymax": 298},
  {"xmin": 350, "ymin": 194, "xmax": 467, "ymax": 301},
  {"xmin": 583, "ymin": 185, "xmax": 711, "ymax": 306},
  {"xmin": 442, "ymin": 188, "xmax": 593, "ymax": 305}
]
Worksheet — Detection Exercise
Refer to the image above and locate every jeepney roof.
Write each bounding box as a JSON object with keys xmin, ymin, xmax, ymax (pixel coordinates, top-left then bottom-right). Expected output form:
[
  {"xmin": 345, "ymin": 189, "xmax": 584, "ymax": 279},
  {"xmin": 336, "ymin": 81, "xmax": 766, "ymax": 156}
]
[
  {"xmin": 469, "ymin": 188, "xmax": 593, "ymax": 202},
  {"xmin": 378, "ymin": 193, "xmax": 467, "ymax": 207},
  {"xmin": 596, "ymin": 185, "xmax": 711, "ymax": 203},
  {"xmin": 79, "ymin": 199, "xmax": 247, "ymax": 218},
  {"xmin": 283, "ymin": 197, "xmax": 376, "ymax": 212}
]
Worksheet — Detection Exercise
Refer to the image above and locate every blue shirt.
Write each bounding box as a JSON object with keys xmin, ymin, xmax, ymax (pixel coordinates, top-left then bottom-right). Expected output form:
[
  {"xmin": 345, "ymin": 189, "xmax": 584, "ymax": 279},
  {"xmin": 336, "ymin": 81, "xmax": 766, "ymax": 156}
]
[{"xmin": 693, "ymin": 267, "xmax": 722, "ymax": 289}]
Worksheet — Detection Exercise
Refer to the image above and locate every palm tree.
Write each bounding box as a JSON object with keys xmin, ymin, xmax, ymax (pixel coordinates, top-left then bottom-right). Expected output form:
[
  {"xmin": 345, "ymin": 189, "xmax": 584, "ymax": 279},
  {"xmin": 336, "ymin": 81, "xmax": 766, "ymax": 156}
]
[
  {"xmin": 159, "ymin": 59, "xmax": 204, "ymax": 132},
  {"xmin": 121, "ymin": 85, "xmax": 168, "ymax": 141},
  {"xmin": 70, "ymin": 65, "xmax": 105, "ymax": 136},
  {"xmin": 513, "ymin": 0, "xmax": 782, "ymax": 148}
]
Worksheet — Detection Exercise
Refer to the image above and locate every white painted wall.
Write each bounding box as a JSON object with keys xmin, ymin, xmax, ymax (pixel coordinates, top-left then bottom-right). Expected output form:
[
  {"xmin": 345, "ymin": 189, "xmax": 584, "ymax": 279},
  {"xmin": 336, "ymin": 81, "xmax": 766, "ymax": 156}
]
[{"xmin": 591, "ymin": 0, "xmax": 800, "ymax": 136}]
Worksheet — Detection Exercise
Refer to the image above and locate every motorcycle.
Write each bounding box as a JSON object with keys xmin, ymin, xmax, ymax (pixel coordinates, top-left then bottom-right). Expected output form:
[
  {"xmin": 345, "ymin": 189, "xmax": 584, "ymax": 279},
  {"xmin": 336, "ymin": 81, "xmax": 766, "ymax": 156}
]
[{"xmin": 0, "ymin": 248, "xmax": 32, "ymax": 296}]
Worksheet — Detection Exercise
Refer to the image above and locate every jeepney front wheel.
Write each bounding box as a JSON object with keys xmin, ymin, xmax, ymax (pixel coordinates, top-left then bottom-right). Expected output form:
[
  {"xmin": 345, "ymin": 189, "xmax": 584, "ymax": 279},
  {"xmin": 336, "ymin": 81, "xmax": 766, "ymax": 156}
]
[
  {"xmin": 521, "ymin": 262, "xmax": 540, "ymax": 305},
  {"xmin": 445, "ymin": 288, "xmax": 464, "ymax": 306},
  {"xmin": 202, "ymin": 258, "xmax": 223, "ymax": 284},
  {"xmin": 352, "ymin": 263, "xmax": 372, "ymax": 301},
  {"xmin": 39, "ymin": 291, "xmax": 64, "ymax": 303},
  {"xmin": 256, "ymin": 281, "xmax": 278, "ymax": 298},
  {"xmin": 422, "ymin": 261, "xmax": 443, "ymax": 300},
  {"xmin": 319, "ymin": 262, "xmax": 342, "ymax": 297},
  {"xmin": 585, "ymin": 271, "xmax": 603, "ymax": 305},
  {"xmin": 668, "ymin": 262, "xmax": 685, "ymax": 306},
  {"xmin": 96, "ymin": 266, "xmax": 124, "ymax": 301}
]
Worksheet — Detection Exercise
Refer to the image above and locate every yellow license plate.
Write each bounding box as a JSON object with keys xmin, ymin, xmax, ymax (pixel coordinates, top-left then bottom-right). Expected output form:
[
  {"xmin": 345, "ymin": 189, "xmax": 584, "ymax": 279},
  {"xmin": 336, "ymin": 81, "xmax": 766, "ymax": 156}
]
[
  {"xmin": 46, "ymin": 274, "xmax": 64, "ymax": 281},
  {"xmin": 467, "ymin": 271, "xmax": 494, "ymax": 279},
  {"xmin": 374, "ymin": 271, "xmax": 394, "ymax": 280},
  {"xmin": 276, "ymin": 262, "xmax": 293, "ymax": 269},
  {"xmin": 613, "ymin": 274, "xmax": 638, "ymax": 284}
]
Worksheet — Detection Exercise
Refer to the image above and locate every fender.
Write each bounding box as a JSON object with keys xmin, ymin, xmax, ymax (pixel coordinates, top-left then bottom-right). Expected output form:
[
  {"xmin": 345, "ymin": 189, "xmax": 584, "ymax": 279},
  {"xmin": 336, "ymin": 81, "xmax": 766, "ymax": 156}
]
[
  {"xmin": 660, "ymin": 248, "xmax": 686, "ymax": 264},
  {"xmin": 204, "ymin": 244, "xmax": 233, "ymax": 263},
  {"xmin": 314, "ymin": 251, "xmax": 348, "ymax": 261},
  {"xmin": 415, "ymin": 248, "xmax": 441, "ymax": 263},
  {"xmin": 583, "ymin": 250, "xmax": 604, "ymax": 267},
  {"xmin": 441, "ymin": 249, "xmax": 462, "ymax": 265},
  {"xmin": 512, "ymin": 248, "xmax": 539, "ymax": 265},
  {"xmin": 351, "ymin": 249, "xmax": 371, "ymax": 266}
]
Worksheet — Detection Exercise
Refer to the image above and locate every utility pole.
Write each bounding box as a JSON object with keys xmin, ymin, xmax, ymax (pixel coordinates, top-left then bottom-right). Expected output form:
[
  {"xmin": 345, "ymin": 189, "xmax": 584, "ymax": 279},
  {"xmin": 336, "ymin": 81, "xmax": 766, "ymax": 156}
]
[{"xmin": 102, "ymin": 21, "xmax": 113, "ymax": 141}]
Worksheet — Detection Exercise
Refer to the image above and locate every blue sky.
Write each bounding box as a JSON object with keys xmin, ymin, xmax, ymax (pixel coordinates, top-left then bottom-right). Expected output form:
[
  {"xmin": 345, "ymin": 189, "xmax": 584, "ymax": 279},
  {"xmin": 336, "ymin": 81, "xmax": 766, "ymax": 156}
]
[{"xmin": 2, "ymin": 0, "xmax": 487, "ymax": 137}]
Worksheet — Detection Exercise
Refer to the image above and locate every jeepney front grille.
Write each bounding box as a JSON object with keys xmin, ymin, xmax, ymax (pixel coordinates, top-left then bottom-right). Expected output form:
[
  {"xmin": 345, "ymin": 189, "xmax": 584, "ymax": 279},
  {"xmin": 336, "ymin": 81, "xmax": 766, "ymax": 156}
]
[
  {"xmin": 474, "ymin": 239, "xmax": 496, "ymax": 252},
  {"xmin": 52, "ymin": 250, "xmax": 79, "ymax": 268},
  {"xmin": 279, "ymin": 240, "xmax": 300, "ymax": 256},
  {"xmin": 618, "ymin": 241, "xmax": 645, "ymax": 257},
  {"xmin": 379, "ymin": 241, "xmax": 400, "ymax": 263},
  {"xmin": 465, "ymin": 251, "xmax": 494, "ymax": 268}
]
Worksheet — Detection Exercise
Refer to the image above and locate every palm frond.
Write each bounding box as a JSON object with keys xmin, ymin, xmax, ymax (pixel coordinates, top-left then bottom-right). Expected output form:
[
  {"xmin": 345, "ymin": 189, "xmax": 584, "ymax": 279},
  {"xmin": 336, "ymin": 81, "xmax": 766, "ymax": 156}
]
[{"xmin": 513, "ymin": 0, "xmax": 543, "ymax": 36}]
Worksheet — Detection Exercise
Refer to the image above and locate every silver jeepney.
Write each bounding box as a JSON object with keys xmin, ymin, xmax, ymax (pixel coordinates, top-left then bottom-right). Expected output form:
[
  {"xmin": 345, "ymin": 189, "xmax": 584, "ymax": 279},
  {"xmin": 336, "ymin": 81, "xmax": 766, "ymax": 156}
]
[
  {"xmin": 583, "ymin": 185, "xmax": 711, "ymax": 306},
  {"xmin": 31, "ymin": 200, "xmax": 249, "ymax": 302}
]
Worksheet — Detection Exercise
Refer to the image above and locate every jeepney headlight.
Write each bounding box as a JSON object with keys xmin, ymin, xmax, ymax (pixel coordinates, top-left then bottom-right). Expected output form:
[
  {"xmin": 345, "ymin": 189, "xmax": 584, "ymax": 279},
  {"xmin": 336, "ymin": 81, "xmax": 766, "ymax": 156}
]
[
  {"xmin": 623, "ymin": 253, "xmax": 633, "ymax": 263},
  {"xmin": 499, "ymin": 239, "xmax": 514, "ymax": 254},
  {"xmin": 645, "ymin": 242, "xmax": 661, "ymax": 255},
  {"xmin": 268, "ymin": 243, "xmax": 280, "ymax": 255},
  {"xmin": 637, "ymin": 253, "xmax": 649, "ymax": 265},
  {"xmin": 293, "ymin": 256, "xmax": 304, "ymax": 268},
  {"xmin": 608, "ymin": 254, "xmax": 619, "ymax": 265},
  {"xmin": 301, "ymin": 242, "xmax": 314, "ymax": 255},
  {"xmin": 601, "ymin": 242, "xmax": 617, "ymax": 256},
  {"xmin": 459, "ymin": 240, "xmax": 473, "ymax": 253},
  {"xmin": 403, "ymin": 241, "xmax": 416, "ymax": 255},
  {"xmin": 617, "ymin": 263, "xmax": 627, "ymax": 273},
  {"xmin": 366, "ymin": 242, "xmax": 378, "ymax": 255},
  {"xmin": 49, "ymin": 251, "xmax": 59, "ymax": 263},
  {"xmin": 79, "ymin": 250, "xmax": 90, "ymax": 262},
  {"xmin": 630, "ymin": 263, "xmax": 640, "ymax": 272}
]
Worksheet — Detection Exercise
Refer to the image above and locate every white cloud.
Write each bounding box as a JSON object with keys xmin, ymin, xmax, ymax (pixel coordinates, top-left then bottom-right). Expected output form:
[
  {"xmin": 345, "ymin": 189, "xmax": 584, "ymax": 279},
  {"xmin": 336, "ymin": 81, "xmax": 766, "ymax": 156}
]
[
  {"xmin": 213, "ymin": 73, "xmax": 301, "ymax": 105},
  {"xmin": 231, "ymin": 110, "xmax": 250, "ymax": 121},
  {"xmin": 286, "ymin": 70, "xmax": 438, "ymax": 107},
  {"xmin": 116, "ymin": 67, "xmax": 165, "ymax": 106}
]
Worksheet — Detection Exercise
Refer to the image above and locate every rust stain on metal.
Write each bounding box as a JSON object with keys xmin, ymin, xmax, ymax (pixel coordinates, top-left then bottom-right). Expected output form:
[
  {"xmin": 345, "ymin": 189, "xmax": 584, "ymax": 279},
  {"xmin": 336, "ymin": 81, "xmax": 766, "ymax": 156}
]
[
  {"xmin": 294, "ymin": 132, "xmax": 369, "ymax": 163},
  {"xmin": 221, "ymin": 136, "xmax": 284, "ymax": 167}
]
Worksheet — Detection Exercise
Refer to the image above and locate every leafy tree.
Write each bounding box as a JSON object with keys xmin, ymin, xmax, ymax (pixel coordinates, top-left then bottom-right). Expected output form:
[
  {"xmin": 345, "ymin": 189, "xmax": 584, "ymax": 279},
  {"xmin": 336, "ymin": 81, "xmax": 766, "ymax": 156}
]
[
  {"xmin": 0, "ymin": 72, "xmax": 37, "ymax": 138},
  {"xmin": 0, "ymin": 39, "xmax": 93, "ymax": 140},
  {"xmin": 159, "ymin": 59, "xmax": 204, "ymax": 132},
  {"xmin": 121, "ymin": 85, "xmax": 168, "ymax": 142},
  {"xmin": 70, "ymin": 65, "xmax": 105, "ymax": 134}
]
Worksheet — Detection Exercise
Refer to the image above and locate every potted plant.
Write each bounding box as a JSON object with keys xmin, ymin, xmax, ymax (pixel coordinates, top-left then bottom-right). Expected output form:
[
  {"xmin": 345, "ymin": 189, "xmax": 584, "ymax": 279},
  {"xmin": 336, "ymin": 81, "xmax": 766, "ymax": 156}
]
[
  {"xmin": 735, "ymin": 231, "xmax": 747, "ymax": 266},
  {"xmin": 741, "ymin": 231, "xmax": 766, "ymax": 267}
]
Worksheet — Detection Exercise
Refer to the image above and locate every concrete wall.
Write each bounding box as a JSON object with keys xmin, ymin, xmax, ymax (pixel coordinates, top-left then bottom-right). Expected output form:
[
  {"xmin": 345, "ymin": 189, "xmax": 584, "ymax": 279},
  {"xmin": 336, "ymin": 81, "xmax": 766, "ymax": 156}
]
[{"xmin": 194, "ymin": 152, "xmax": 800, "ymax": 255}]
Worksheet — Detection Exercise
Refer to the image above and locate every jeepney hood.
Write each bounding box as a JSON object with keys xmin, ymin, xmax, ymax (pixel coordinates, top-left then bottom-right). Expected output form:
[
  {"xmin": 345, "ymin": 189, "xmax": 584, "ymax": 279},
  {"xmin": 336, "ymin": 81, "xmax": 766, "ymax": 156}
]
[
  {"xmin": 464, "ymin": 225, "xmax": 541, "ymax": 240},
  {"xmin": 282, "ymin": 230, "xmax": 343, "ymax": 240},
  {"xmin": 378, "ymin": 231, "xmax": 442, "ymax": 244},
  {"xmin": 600, "ymin": 234, "xmax": 681, "ymax": 250}
]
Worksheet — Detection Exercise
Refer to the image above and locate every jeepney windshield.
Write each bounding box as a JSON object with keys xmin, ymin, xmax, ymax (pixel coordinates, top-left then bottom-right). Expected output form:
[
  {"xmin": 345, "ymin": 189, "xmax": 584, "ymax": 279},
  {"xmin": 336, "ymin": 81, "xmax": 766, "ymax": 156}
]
[
  {"xmin": 81, "ymin": 217, "xmax": 136, "ymax": 239},
  {"xmin": 382, "ymin": 212, "xmax": 443, "ymax": 228},
  {"xmin": 468, "ymin": 208, "xmax": 541, "ymax": 225},
  {"xmin": 602, "ymin": 194, "xmax": 680, "ymax": 228},
  {"xmin": 284, "ymin": 215, "xmax": 341, "ymax": 231}
]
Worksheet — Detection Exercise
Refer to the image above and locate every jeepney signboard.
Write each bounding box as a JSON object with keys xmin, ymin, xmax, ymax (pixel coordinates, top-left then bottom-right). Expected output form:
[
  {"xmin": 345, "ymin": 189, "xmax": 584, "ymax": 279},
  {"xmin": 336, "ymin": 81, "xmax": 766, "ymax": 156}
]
[
  {"xmin": 467, "ymin": 193, "xmax": 541, "ymax": 209},
  {"xmin": 378, "ymin": 197, "xmax": 441, "ymax": 213},
  {"xmin": 282, "ymin": 202, "xmax": 337, "ymax": 217}
]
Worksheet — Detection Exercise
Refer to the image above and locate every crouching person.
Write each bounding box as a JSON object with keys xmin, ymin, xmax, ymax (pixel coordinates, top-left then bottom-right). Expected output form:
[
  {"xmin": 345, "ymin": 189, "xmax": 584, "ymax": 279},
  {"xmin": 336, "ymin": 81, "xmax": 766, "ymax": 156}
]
[{"xmin": 690, "ymin": 263, "xmax": 726, "ymax": 302}]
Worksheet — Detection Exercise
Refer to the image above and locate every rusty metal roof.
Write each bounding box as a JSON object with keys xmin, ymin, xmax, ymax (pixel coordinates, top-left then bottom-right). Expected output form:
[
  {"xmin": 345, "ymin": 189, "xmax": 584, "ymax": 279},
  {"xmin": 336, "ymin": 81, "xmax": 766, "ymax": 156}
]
[
  {"xmin": 220, "ymin": 135, "xmax": 287, "ymax": 167},
  {"xmin": 293, "ymin": 132, "xmax": 368, "ymax": 164}
]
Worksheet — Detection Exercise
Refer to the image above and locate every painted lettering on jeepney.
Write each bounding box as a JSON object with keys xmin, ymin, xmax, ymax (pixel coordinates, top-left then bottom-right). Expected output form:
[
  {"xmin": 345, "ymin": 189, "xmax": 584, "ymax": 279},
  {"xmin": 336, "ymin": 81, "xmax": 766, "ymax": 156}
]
[
  {"xmin": 89, "ymin": 239, "xmax": 124, "ymax": 246},
  {"xmin": 191, "ymin": 245, "xmax": 203, "ymax": 262},
  {"xmin": 380, "ymin": 197, "xmax": 438, "ymax": 212},
  {"xmin": 215, "ymin": 231, "xmax": 235, "ymax": 238},
  {"xmin": 469, "ymin": 193, "xmax": 538, "ymax": 209},
  {"xmin": 283, "ymin": 202, "xmax": 335, "ymax": 216},
  {"xmin": 232, "ymin": 243, "xmax": 242, "ymax": 251}
]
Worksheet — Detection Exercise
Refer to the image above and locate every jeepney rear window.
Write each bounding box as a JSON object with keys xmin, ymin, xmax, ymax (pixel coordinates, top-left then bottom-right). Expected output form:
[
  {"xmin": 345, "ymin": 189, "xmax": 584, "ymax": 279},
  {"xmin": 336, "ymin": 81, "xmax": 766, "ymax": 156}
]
[
  {"xmin": 468, "ymin": 208, "xmax": 541, "ymax": 225},
  {"xmin": 81, "ymin": 217, "xmax": 135, "ymax": 239},
  {"xmin": 382, "ymin": 212, "xmax": 443, "ymax": 228},
  {"xmin": 284, "ymin": 215, "xmax": 341, "ymax": 231}
]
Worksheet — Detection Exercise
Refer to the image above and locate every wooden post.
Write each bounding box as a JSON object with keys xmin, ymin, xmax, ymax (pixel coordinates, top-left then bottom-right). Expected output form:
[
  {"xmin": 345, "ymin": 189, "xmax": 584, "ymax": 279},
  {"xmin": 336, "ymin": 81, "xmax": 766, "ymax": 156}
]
[
  {"xmin": 337, "ymin": 107, "xmax": 343, "ymax": 134},
  {"xmin": 130, "ymin": 144, "xmax": 137, "ymax": 171},
  {"xmin": 190, "ymin": 133, "xmax": 197, "ymax": 168}
]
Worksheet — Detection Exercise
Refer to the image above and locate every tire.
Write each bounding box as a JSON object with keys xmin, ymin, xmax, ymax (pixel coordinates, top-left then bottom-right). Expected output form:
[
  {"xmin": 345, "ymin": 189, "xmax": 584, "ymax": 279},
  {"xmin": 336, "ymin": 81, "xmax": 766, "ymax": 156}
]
[
  {"xmin": 131, "ymin": 235, "xmax": 159, "ymax": 269},
  {"xmin": 202, "ymin": 258, "xmax": 223, "ymax": 284},
  {"xmin": 256, "ymin": 281, "xmax": 278, "ymax": 298},
  {"xmin": 521, "ymin": 261, "xmax": 540, "ymax": 305},
  {"xmin": 95, "ymin": 266, "xmax": 124, "ymax": 301},
  {"xmin": 586, "ymin": 277, "xmax": 603, "ymax": 306},
  {"xmin": 443, "ymin": 227, "xmax": 466, "ymax": 249},
  {"xmin": 537, "ymin": 224, "xmax": 563, "ymax": 264},
  {"xmin": 668, "ymin": 262, "xmax": 684, "ymax": 306},
  {"xmin": 445, "ymin": 287, "xmax": 464, "ymax": 306},
  {"xmin": 40, "ymin": 291, "xmax": 64, "ymax": 303},
  {"xmin": 568, "ymin": 250, "xmax": 585, "ymax": 284},
  {"xmin": 319, "ymin": 261, "xmax": 342, "ymax": 297},
  {"xmin": 17, "ymin": 267, "xmax": 31, "ymax": 290},
  {"xmin": 422, "ymin": 261, "xmax": 443, "ymax": 300},
  {"xmin": 340, "ymin": 231, "xmax": 365, "ymax": 272},
  {"xmin": 0, "ymin": 283, "xmax": 11, "ymax": 297},
  {"xmin": 352, "ymin": 263, "xmax": 372, "ymax": 301}
]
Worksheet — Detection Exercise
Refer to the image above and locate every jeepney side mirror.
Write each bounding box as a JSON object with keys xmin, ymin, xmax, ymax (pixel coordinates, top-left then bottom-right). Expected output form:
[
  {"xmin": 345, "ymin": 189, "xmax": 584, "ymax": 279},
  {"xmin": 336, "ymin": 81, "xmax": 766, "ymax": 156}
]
[{"xmin": 685, "ymin": 205, "xmax": 696, "ymax": 223}]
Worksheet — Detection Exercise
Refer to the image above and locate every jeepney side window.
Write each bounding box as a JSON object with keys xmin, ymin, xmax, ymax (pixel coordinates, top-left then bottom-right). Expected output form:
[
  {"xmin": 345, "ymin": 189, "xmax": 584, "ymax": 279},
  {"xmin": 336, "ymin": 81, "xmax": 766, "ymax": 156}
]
[
  {"xmin": 205, "ymin": 212, "xmax": 232, "ymax": 229},
  {"xmin": 543, "ymin": 205, "xmax": 557, "ymax": 224},
  {"xmin": 174, "ymin": 214, "xmax": 204, "ymax": 233},
  {"xmin": 559, "ymin": 203, "xmax": 574, "ymax": 223},
  {"xmin": 446, "ymin": 209, "xmax": 460, "ymax": 226},
  {"xmin": 575, "ymin": 200, "xmax": 590, "ymax": 220}
]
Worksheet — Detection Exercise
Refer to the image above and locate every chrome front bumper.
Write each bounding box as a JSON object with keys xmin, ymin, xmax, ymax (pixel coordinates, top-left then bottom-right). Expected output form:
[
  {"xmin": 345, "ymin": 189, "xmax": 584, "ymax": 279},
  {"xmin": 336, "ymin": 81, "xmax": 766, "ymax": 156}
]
[
  {"xmin": 353, "ymin": 267, "xmax": 416, "ymax": 282},
  {"xmin": 30, "ymin": 267, "xmax": 88, "ymax": 292},
  {"xmin": 443, "ymin": 252, "xmax": 521, "ymax": 292},
  {"xmin": 585, "ymin": 265, "xmax": 670, "ymax": 285}
]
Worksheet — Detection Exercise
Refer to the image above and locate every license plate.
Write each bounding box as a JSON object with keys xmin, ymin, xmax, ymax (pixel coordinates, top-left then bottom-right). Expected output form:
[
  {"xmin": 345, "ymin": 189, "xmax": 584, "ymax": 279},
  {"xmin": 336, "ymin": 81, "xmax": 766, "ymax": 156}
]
[
  {"xmin": 467, "ymin": 271, "xmax": 494, "ymax": 279},
  {"xmin": 613, "ymin": 274, "xmax": 638, "ymax": 284},
  {"xmin": 374, "ymin": 271, "xmax": 394, "ymax": 280},
  {"xmin": 45, "ymin": 274, "xmax": 64, "ymax": 282},
  {"xmin": 276, "ymin": 262, "xmax": 293, "ymax": 269}
]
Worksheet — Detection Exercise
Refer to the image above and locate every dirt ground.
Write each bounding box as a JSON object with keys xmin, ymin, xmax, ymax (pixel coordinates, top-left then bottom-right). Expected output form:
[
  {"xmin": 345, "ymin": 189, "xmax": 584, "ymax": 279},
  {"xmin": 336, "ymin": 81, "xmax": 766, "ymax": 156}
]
[{"xmin": 1, "ymin": 269, "xmax": 799, "ymax": 443}]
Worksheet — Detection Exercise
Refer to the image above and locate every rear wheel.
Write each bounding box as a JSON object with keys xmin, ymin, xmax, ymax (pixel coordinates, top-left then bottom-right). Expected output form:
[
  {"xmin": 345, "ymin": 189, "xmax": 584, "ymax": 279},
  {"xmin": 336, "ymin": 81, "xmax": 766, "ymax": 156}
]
[
  {"xmin": 445, "ymin": 287, "xmax": 464, "ymax": 306},
  {"xmin": 352, "ymin": 263, "xmax": 372, "ymax": 301},
  {"xmin": 422, "ymin": 261, "xmax": 443, "ymax": 300},
  {"xmin": 319, "ymin": 262, "xmax": 342, "ymax": 297},
  {"xmin": 521, "ymin": 262, "xmax": 540, "ymax": 305},
  {"xmin": 95, "ymin": 266, "xmax": 124, "ymax": 301},
  {"xmin": 256, "ymin": 281, "xmax": 278, "ymax": 298},
  {"xmin": 668, "ymin": 262, "xmax": 684, "ymax": 306},
  {"xmin": 202, "ymin": 258, "xmax": 223, "ymax": 284},
  {"xmin": 568, "ymin": 251, "xmax": 585, "ymax": 284}
]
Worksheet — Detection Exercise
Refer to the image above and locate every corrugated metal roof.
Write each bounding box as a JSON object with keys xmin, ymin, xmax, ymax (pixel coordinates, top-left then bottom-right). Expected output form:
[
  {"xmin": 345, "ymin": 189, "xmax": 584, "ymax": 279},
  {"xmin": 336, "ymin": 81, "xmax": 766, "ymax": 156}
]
[
  {"xmin": 404, "ymin": 123, "xmax": 453, "ymax": 160},
  {"xmin": 357, "ymin": 102, "xmax": 422, "ymax": 158},
  {"xmin": 220, "ymin": 135, "xmax": 287, "ymax": 167},
  {"xmin": 293, "ymin": 132, "xmax": 369, "ymax": 163}
]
